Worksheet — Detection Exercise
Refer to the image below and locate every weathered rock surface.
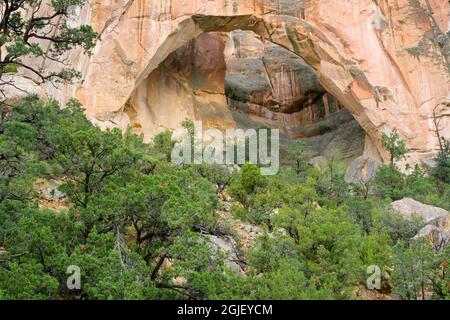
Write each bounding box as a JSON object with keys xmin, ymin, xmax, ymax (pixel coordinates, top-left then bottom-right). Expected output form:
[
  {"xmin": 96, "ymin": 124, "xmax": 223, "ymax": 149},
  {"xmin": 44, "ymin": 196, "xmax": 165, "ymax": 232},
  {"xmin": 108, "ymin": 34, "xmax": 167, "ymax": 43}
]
[
  {"xmin": 71, "ymin": 0, "xmax": 449, "ymax": 165},
  {"xmin": 122, "ymin": 30, "xmax": 365, "ymax": 160},
  {"xmin": 6, "ymin": 1, "xmax": 450, "ymax": 165},
  {"xmin": 202, "ymin": 234, "xmax": 245, "ymax": 275},
  {"xmin": 391, "ymin": 198, "xmax": 449, "ymax": 226},
  {"xmin": 391, "ymin": 198, "xmax": 450, "ymax": 250},
  {"xmin": 1, "ymin": 75, "xmax": 40, "ymax": 105},
  {"xmin": 413, "ymin": 224, "xmax": 450, "ymax": 251},
  {"xmin": 345, "ymin": 156, "xmax": 381, "ymax": 184}
]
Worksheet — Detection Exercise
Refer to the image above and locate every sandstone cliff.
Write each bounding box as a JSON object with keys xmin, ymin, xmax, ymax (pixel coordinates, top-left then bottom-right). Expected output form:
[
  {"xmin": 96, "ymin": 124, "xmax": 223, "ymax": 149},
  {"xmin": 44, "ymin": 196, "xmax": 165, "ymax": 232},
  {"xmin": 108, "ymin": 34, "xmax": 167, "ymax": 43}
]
[{"xmin": 9, "ymin": 0, "xmax": 450, "ymax": 164}]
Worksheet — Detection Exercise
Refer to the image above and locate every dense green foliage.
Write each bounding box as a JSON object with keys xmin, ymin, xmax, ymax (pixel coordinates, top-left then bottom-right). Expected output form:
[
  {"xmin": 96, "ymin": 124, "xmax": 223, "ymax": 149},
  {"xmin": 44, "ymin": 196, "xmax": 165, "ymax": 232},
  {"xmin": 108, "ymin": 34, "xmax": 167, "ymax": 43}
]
[
  {"xmin": 432, "ymin": 137, "xmax": 450, "ymax": 185},
  {"xmin": 0, "ymin": 1, "xmax": 97, "ymax": 98},
  {"xmin": 0, "ymin": 97, "xmax": 448, "ymax": 300}
]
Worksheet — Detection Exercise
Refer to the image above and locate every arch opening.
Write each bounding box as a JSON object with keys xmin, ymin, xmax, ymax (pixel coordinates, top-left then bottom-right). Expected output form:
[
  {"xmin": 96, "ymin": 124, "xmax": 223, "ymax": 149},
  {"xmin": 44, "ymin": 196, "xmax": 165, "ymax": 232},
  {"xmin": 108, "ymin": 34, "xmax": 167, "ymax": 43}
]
[
  {"xmin": 124, "ymin": 30, "xmax": 368, "ymax": 162},
  {"xmin": 79, "ymin": 11, "xmax": 448, "ymax": 164}
]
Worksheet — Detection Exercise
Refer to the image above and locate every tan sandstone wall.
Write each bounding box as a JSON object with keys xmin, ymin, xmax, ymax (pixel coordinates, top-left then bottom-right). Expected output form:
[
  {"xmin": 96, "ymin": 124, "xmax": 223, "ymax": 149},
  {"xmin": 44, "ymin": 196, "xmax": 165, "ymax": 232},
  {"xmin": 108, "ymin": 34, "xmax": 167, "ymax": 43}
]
[{"xmin": 11, "ymin": 0, "xmax": 449, "ymax": 164}]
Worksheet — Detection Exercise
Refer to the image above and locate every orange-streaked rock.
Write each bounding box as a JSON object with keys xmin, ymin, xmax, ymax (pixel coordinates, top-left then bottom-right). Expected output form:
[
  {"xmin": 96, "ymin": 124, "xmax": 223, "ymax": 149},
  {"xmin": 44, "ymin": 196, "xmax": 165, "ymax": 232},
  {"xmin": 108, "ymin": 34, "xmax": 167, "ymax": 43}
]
[{"xmin": 20, "ymin": 0, "xmax": 450, "ymax": 165}]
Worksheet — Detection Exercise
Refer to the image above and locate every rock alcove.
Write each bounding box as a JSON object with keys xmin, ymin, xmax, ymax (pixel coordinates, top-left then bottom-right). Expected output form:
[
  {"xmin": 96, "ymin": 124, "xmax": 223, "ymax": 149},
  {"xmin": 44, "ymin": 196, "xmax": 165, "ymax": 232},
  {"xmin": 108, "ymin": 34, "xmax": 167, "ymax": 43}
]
[
  {"xmin": 75, "ymin": 2, "xmax": 449, "ymax": 165},
  {"xmin": 124, "ymin": 31, "xmax": 366, "ymax": 161}
]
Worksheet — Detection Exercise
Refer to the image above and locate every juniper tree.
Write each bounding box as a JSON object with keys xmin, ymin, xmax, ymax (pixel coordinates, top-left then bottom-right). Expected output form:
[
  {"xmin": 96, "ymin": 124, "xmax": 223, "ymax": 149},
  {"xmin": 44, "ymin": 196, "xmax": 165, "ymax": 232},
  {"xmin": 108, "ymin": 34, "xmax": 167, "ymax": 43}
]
[
  {"xmin": 381, "ymin": 129, "xmax": 409, "ymax": 165},
  {"xmin": 0, "ymin": 0, "xmax": 97, "ymax": 101}
]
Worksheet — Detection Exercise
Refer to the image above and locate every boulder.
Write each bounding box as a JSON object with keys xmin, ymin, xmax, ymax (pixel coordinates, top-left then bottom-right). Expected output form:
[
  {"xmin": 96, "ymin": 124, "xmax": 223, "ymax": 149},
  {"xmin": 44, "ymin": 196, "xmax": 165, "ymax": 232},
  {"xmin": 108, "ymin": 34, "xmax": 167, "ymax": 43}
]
[
  {"xmin": 391, "ymin": 198, "xmax": 449, "ymax": 226},
  {"xmin": 413, "ymin": 224, "xmax": 450, "ymax": 252},
  {"xmin": 345, "ymin": 156, "xmax": 381, "ymax": 184}
]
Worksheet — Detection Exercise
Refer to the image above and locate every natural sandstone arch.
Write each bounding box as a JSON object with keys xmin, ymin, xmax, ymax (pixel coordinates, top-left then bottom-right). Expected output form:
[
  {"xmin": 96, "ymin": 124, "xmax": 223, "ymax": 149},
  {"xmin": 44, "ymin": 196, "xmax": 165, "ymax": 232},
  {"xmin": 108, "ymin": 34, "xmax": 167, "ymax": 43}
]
[
  {"xmin": 125, "ymin": 29, "xmax": 366, "ymax": 162},
  {"xmin": 76, "ymin": 0, "xmax": 450, "ymax": 164}
]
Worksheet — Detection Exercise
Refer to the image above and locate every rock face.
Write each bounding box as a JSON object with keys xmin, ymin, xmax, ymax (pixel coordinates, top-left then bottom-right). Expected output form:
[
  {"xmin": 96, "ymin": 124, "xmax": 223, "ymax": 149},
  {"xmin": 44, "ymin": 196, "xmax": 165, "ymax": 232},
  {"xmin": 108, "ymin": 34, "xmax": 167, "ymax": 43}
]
[
  {"xmin": 9, "ymin": 1, "xmax": 450, "ymax": 164},
  {"xmin": 345, "ymin": 156, "xmax": 381, "ymax": 184},
  {"xmin": 72, "ymin": 0, "xmax": 449, "ymax": 164},
  {"xmin": 1, "ymin": 75, "xmax": 40, "ymax": 105}
]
